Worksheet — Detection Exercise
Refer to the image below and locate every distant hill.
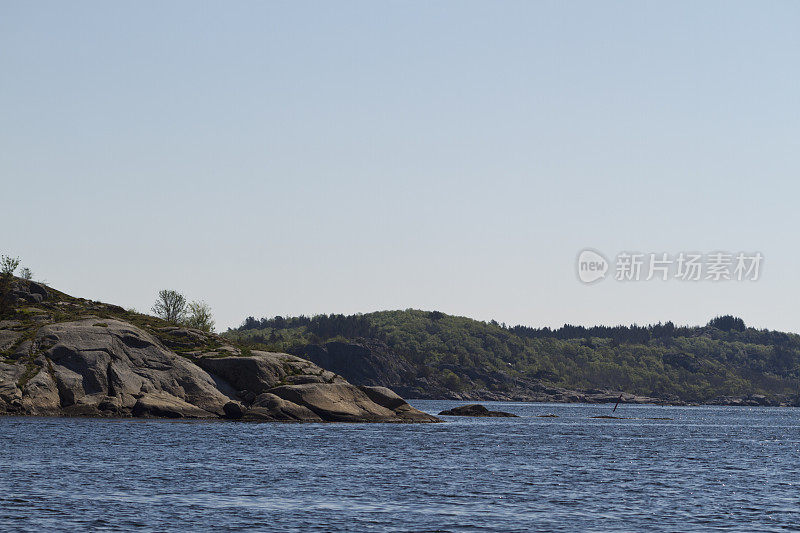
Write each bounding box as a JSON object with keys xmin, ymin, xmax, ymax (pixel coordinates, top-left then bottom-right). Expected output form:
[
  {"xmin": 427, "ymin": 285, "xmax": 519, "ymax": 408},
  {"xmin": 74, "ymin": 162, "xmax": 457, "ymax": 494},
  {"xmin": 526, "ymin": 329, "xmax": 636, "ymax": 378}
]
[{"xmin": 224, "ymin": 311, "xmax": 800, "ymax": 405}]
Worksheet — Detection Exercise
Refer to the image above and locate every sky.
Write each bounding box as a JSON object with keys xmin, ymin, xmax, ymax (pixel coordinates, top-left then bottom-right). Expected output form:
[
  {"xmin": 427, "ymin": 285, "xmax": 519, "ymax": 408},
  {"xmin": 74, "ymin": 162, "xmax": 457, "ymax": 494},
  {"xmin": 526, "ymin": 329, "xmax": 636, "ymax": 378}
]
[{"xmin": 2, "ymin": 1, "xmax": 799, "ymax": 332}]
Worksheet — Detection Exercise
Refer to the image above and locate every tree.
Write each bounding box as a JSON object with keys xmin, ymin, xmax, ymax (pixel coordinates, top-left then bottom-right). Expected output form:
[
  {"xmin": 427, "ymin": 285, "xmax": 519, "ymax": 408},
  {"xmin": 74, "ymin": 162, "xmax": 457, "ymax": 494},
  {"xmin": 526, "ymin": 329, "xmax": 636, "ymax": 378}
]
[
  {"xmin": 151, "ymin": 289, "xmax": 187, "ymax": 324},
  {"xmin": 19, "ymin": 267, "xmax": 32, "ymax": 280},
  {"xmin": 1, "ymin": 256, "xmax": 20, "ymax": 276},
  {"xmin": 707, "ymin": 315, "xmax": 746, "ymax": 332},
  {"xmin": 185, "ymin": 301, "xmax": 215, "ymax": 332}
]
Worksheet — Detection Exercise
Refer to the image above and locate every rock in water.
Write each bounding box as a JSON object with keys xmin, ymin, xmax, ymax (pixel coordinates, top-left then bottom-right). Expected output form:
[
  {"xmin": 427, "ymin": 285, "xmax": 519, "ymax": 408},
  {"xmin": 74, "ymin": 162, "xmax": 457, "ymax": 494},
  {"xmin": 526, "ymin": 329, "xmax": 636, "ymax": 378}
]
[
  {"xmin": 438, "ymin": 404, "xmax": 518, "ymax": 417},
  {"xmin": 267, "ymin": 383, "xmax": 439, "ymax": 423}
]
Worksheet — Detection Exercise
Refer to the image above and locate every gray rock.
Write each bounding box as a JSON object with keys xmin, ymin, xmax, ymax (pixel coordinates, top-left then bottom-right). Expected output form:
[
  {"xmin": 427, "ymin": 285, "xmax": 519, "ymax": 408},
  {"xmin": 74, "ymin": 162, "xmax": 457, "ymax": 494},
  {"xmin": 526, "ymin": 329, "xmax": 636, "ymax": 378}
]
[
  {"xmin": 196, "ymin": 351, "xmax": 343, "ymax": 395},
  {"xmin": 0, "ymin": 330, "xmax": 21, "ymax": 352},
  {"xmin": 20, "ymin": 367, "xmax": 61, "ymax": 415},
  {"xmin": 132, "ymin": 392, "xmax": 216, "ymax": 418},
  {"xmin": 245, "ymin": 392, "xmax": 323, "ymax": 422},
  {"xmin": 438, "ymin": 404, "xmax": 518, "ymax": 417},
  {"xmin": 223, "ymin": 401, "xmax": 245, "ymax": 419},
  {"xmin": 31, "ymin": 319, "xmax": 234, "ymax": 416},
  {"xmin": 267, "ymin": 383, "xmax": 394, "ymax": 422},
  {"xmin": 359, "ymin": 385, "xmax": 407, "ymax": 410},
  {"xmin": 268, "ymin": 382, "xmax": 440, "ymax": 423},
  {"xmin": 359, "ymin": 386, "xmax": 440, "ymax": 422}
]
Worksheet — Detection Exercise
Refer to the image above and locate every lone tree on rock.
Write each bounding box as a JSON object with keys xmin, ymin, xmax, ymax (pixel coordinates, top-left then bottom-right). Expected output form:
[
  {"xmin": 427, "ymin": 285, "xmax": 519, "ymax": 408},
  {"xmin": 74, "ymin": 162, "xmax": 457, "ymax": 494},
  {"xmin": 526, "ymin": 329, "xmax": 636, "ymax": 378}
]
[
  {"xmin": 185, "ymin": 301, "xmax": 215, "ymax": 333},
  {"xmin": 152, "ymin": 289, "xmax": 187, "ymax": 324}
]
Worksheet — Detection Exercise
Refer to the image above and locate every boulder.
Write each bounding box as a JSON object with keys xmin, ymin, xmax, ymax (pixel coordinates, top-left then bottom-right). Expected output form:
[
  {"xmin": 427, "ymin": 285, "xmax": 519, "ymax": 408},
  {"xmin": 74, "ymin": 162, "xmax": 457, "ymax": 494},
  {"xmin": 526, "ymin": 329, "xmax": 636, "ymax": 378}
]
[
  {"xmin": 132, "ymin": 392, "xmax": 216, "ymax": 418},
  {"xmin": 222, "ymin": 401, "xmax": 246, "ymax": 420},
  {"xmin": 268, "ymin": 382, "xmax": 440, "ymax": 423},
  {"xmin": 268, "ymin": 383, "xmax": 396, "ymax": 422},
  {"xmin": 357, "ymin": 385, "xmax": 438, "ymax": 421},
  {"xmin": 244, "ymin": 393, "xmax": 323, "ymax": 422},
  {"xmin": 359, "ymin": 385, "xmax": 407, "ymax": 410},
  {"xmin": 195, "ymin": 351, "xmax": 342, "ymax": 396}
]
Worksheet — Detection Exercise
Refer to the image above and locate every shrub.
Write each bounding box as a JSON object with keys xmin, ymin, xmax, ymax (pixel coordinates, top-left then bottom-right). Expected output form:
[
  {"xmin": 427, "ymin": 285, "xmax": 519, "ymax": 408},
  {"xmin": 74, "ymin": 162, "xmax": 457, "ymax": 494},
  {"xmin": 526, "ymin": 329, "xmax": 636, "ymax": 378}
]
[
  {"xmin": 184, "ymin": 301, "xmax": 215, "ymax": 333},
  {"xmin": 1, "ymin": 256, "xmax": 20, "ymax": 276}
]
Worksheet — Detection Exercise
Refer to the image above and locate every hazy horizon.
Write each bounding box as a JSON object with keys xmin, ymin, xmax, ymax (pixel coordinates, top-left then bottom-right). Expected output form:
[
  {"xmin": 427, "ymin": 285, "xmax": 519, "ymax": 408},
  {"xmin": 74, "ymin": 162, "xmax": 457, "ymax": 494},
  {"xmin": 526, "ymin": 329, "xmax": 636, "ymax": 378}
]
[{"xmin": 3, "ymin": 1, "xmax": 799, "ymax": 332}]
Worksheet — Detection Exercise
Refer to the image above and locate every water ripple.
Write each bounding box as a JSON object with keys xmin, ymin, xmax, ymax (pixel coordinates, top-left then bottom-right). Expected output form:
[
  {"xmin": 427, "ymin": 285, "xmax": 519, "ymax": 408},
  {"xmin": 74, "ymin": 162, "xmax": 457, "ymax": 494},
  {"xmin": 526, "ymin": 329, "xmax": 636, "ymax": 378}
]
[{"xmin": 0, "ymin": 402, "xmax": 798, "ymax": 531}]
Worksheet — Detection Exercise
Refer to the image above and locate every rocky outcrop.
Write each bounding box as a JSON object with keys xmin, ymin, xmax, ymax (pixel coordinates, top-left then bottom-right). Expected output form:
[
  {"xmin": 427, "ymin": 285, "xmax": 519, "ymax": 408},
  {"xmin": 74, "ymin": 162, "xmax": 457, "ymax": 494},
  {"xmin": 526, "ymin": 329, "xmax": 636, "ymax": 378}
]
[
  {"xmin": 195, "ymin": 351, "xmax": 438, "ymax": 422},
  {"xmin": 703, "ymin": 394, "xmax": 787, "ymax": 407},
  {"xmin": 194, "ymin": 351, "xmax": 345, "ymax": 396},
  {"xmin": 1, "ymin": 318, "xmax": 235, "ymax": 418},
  {"xmin": 0, "ymin": 279, "xmax": 440, "ymax": 423},
  {"xmin": 438, "ymin": 404, "xmax": 518, "ymax": 417}
]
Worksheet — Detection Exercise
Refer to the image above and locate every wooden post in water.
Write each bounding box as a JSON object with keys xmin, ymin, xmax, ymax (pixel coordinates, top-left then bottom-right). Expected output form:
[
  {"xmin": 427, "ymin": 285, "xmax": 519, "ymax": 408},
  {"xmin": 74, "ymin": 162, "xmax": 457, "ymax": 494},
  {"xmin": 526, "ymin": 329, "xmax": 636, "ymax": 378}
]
[{"xmin": 612, "ymin": 393, "xmax": 623, "ymax": 413}]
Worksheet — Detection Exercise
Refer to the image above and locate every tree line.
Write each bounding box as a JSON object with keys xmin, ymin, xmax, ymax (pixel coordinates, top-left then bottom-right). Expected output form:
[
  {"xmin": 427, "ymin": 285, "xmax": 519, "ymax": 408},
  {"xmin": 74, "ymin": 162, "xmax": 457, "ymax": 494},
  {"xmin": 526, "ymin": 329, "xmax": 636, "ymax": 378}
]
[{"xmin": 225, "ymin": 309, "xmax": 800, "ymax": 402}]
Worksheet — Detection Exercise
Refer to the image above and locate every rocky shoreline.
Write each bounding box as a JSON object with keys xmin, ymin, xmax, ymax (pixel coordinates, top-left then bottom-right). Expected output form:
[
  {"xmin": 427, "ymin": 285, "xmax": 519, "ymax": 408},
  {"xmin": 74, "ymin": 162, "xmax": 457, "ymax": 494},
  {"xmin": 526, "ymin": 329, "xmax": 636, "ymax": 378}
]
[
  {"xmin": 404, "ymin": 389, "xmax": 799, "ymax": 407},
  {"xmin": 0, "ymin": 278, "xmax": 439, "ymax": 423},
  {"xmin": 400, "ymin": 388, "xmax": 800, "ymax": 407}
]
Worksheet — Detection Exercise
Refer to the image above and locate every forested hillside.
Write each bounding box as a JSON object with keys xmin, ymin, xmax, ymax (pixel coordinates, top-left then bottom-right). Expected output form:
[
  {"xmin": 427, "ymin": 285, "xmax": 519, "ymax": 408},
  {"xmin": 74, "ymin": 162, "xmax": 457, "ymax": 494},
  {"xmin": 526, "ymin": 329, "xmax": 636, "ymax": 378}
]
[{"xmin": 224, "ymin": 312, "xmax": 800, "ymax": 404}]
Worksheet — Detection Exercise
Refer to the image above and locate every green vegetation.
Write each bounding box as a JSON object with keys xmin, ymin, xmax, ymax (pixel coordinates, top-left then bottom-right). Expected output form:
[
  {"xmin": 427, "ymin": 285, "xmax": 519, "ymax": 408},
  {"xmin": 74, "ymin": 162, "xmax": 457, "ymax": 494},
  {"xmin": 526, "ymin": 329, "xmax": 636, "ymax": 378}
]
[
  {"xmin": 0, "ymin": 279, "xmax": 229, "ymax": 364},
  {"xmin": 0, "ymin": 256, "xmax": 20, "ymax": 276},
  {"xmin": 151, "ymin": 289, "xmax": 187, "ymax": 323},
  {"xmin": 17, "ymin": 360, "xmax": 41, "ymax": 389},
  {"xmin": 185, "ymin": 301, "xmax": 215, "ymax": 333},
  {"xmin": 151, "ymin": 290, "xmax": 215, "ymax": 333},
  {"xmin": 226, "ymin": 311, "xmax": 800, "ymax": 402}
]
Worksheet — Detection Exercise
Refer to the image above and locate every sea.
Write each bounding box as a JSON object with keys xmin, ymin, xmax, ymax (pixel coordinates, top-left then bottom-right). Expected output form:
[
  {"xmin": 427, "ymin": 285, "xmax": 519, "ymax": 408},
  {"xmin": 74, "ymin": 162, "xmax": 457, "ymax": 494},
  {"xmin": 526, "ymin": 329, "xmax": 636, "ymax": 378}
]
[{"xmin": 1, "ymin": 401, "xmax": 798, "ymax": 532}]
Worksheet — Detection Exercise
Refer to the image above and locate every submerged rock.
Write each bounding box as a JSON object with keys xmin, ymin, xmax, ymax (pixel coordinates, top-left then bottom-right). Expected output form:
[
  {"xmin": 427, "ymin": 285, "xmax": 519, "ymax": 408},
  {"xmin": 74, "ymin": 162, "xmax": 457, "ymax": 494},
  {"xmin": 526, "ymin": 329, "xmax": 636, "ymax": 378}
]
[{"xmin": 438, "ymin": 404, "xmax": 518, "ymax": 417}]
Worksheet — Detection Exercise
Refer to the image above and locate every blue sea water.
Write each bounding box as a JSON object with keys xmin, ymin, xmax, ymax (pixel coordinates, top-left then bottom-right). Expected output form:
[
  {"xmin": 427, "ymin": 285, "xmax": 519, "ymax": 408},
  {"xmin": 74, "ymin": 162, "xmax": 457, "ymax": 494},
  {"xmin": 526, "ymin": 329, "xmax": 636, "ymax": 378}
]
[{"xmin": 1, "ymin": 401, "xmax": 799, "ymax": 532}]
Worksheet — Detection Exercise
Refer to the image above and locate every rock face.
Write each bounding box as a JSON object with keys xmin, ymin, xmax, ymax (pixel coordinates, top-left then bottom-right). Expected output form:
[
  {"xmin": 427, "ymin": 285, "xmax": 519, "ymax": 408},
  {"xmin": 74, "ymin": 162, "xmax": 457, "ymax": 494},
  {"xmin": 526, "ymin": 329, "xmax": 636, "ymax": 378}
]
[
  {"xmin": 438, "ymin": 404, "xmax": 518, "ymax": 417},
  {"xmin": 292, "ymin": 340, "xmax": 418, "ymax": 391},
  {"xmin": 2, "ymin": 318, "xmax": 239, "ymax": 418},
  {"xmin": 0, "ymin": 278, "xmax": 440, "ymax": 423}
]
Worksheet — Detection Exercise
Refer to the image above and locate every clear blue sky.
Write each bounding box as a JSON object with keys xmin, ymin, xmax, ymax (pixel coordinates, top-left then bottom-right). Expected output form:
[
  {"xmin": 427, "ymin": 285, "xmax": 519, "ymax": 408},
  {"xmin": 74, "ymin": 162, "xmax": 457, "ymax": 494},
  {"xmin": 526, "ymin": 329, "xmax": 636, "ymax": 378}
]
[{"xmin": 2, "ymin": 1, "xmax": 798, "ymax": 332}]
